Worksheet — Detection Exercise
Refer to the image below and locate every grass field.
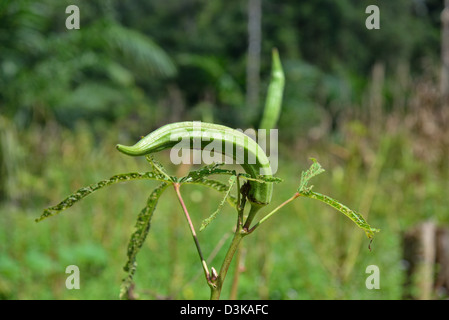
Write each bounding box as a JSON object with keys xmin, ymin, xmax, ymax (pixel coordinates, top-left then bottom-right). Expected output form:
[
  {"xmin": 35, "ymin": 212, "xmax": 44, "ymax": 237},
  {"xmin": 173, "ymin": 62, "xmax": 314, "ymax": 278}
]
[{"xmin": 1, "ymin": 104, "xmax": 448, "ymax": 300}]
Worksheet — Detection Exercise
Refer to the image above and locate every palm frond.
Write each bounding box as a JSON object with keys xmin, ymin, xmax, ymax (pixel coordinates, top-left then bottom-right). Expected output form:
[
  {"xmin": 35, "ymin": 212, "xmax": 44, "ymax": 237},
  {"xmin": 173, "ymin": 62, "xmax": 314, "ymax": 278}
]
[{"xmin": 102, "ymin": 20, "xmax": 177, "ymax": 78}]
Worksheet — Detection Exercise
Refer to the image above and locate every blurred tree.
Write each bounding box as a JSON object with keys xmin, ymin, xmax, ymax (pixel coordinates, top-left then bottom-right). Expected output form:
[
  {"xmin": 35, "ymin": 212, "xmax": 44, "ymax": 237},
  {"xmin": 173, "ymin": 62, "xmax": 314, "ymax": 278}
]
[
  {"xmin": 246, "ymin": 0, "xmax": 262, "ymax": 124},
  {"xmin": 1, "ymin": 0, "xmax": 443, "ymax": 131},
  {"xmin": 441, "ymin": 0, "xmax": 449, "ymax": 100},
  {"xmin": 116, "ymin": 0, "xmax": 441, "ymax": 129},
  {"xmin": 0, "ymin": 0, "xmax": 176, "ymax": 128}
]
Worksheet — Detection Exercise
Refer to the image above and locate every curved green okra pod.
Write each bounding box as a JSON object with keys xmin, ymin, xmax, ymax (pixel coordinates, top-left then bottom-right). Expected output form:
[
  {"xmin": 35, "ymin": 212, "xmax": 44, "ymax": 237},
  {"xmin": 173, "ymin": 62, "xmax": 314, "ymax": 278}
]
[
  {"xmin": 259, "ymin": 48, "xmax": 285, "ymax": 130},
  {"xmin": 116, "ymin": 121, "xmax": 273, "ymax": 209}
]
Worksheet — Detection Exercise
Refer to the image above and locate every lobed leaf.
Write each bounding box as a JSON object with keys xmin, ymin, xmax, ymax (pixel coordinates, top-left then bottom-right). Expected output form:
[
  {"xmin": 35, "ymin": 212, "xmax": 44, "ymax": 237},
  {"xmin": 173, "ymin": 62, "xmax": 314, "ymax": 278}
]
[
  {"xmin": 179, "ymin": 163, "xmax": 233, "ymax": 183},
  {"xmin": 185, "ymin": 178, "xmax": 238, "ymax": 208},
  {"xmin": 145, "ymin": 155, "xmax": 177, "ymax": 182},
  {"xmin": 296, "ymin": 158, "xmax": 379, "ymax": 240},
  {"xmin": 303, "ymin": 191, "xmax": 380, "ymax": 239},
  {"xmin": 297, "ymin": 158, "xmax": 325, "ymax": 194},
  {"xmin": 243, "ymin": 174, "xmax": 283, "ymax": 184},
  {"xmin": 36, "ymin": 172, "xmax": 171, "ymax": 222},
  {"xmin": 120, "ymin": 182, "xmax": 169, "ymax": 299},
  {"xmin": 200, "ymin": 176, "xmax": 236, "ymax": 231}
]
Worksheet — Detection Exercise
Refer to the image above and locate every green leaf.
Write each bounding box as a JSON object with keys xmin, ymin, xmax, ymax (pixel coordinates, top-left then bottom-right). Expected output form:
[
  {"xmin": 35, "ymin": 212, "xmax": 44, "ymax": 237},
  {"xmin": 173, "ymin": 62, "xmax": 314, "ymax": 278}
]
[
  {"xmin": 120, "ymin": 183, "xmax": 169, "ymax": 300},
  {"xmin": 303, "ymin": 191, "xmax": 380, "ymax": 239},
  {"xmin": 180, "ymin": 163, "xmax": 282, "ymax": 185},
  {"xmin": 200, "ymin": 176, "xmax": 236, "ymax": 231},
  {"xmin": 297, "ymin": 158, "xmax": 325, "ymax": 194},
  {"xmin": 179, "ymin": 164, "xmax": 282, "ymax": 213},
  {"xmin": 36, "ymin": 172, "xmax": 171, "ymax": 222},
  {"xmin": 186, "ymin": 178, "xmax": 237, "ymax": 208},
  {"xmin": 296, "ymin": 159, "xmax": 379, "ymax": 240},
  {"xmin": 145, "ymin": 155, "xmax": 177, "ymax": 182},
  {"xmin": 242, "ymin": 174, "xmax": 283, "ymax": 184},
  {"xmin": 179, "ymin": 163, "xmax": 233, "ymax": 183}
]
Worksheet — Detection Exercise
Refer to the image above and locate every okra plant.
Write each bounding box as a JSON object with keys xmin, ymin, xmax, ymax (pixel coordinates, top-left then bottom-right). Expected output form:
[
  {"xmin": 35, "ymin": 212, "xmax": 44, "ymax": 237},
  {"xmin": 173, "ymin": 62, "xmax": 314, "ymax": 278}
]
[{"xmin": 36, "ymin": 49, "xmax": 379, "ymax": 300}]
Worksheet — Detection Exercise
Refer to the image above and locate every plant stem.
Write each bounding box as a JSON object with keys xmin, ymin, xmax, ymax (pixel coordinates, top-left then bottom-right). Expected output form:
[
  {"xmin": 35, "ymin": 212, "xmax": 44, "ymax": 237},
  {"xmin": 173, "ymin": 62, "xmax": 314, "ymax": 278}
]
[
  {"xmin": 210, "ymin": 192, "xmax": 302, "ymax": 299},
  {"xmin": 229, "ymin": 245, "xmax": 246, "ymax": 300},
  {"xmin": 210, "ymin": 228, "xmax": 246, "ymax": 300},
  {"xmin": 242, "ymin": 204, "xmax": 261, "ymax": 230},
  {"xmin": 173, "ymin": 183, "xmax": 211, "ymax": 283}
]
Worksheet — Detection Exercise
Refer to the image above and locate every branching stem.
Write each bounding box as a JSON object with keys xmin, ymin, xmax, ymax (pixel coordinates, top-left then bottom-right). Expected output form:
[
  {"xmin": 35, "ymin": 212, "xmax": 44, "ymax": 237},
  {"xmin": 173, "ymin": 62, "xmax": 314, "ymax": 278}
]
[{"xmin": 209, "ymin": 227, "xmax": 246, "ymax": 300}]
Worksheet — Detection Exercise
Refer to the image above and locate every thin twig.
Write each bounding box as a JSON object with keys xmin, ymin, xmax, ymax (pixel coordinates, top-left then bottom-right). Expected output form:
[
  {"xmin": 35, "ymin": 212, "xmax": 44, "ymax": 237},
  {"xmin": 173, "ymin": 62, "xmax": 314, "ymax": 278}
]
[
  {"xmin": 173, "ymin": 183, "xmax": 210, "ymax": 282},
  {"xmin": 248, "ymin": 192, "xmax": 300, "ymax": 233}
]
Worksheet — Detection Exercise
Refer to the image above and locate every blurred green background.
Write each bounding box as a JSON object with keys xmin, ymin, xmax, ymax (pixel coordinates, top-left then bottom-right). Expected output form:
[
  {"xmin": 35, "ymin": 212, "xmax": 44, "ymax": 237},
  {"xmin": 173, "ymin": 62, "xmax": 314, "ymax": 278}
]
[{"xmin": 1, "ymin": 0, "xmax": 448, "ymax": 300}]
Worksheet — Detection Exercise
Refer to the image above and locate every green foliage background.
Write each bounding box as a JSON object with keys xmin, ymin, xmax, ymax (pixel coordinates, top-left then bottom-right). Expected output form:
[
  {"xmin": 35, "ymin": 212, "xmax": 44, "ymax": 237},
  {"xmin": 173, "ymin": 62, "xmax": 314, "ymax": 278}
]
[{"xmin": 1, "ymin": 0, "xmax": 448, "ymax": 299}]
